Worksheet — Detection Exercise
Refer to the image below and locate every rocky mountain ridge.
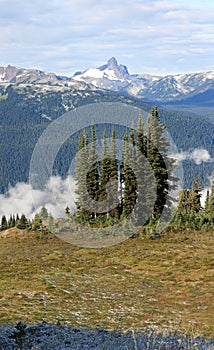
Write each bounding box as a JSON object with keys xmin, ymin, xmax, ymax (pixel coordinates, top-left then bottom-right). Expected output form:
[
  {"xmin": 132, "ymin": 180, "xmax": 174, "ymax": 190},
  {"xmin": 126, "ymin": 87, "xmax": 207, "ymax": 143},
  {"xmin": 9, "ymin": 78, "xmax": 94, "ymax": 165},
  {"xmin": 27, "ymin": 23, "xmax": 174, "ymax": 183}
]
[
  {"xmin": 73, "ymin": 57, "xmax": 214, "ymax": 102},
  {"xmin": 1, "ymin": 58, "xmax": 214, "ymax": 103}
]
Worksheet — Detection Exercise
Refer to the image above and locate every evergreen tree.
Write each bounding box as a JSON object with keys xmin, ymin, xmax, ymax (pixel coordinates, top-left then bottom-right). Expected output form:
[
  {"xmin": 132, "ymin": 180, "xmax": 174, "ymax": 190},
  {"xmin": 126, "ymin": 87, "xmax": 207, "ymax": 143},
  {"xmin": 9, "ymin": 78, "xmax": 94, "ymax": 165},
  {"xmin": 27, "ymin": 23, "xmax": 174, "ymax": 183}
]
[
  {"xmin": 129, "ymin": 122, "xmax": 135, "ymax": 148},
  {"xmin": 32, "ymin": 213, "xmax": 42, "ymax": 231},
  {"xmin": 136, "ymin": 115, "xmax": 155, "ymax": 225},
  {"xmin": 12, "ymin": 215, "xmax": 16, "ymax": 227},
  {"xmin": 188, "ymin": 176, "xmax": 201, "ymax": 212},
  {"xmin": 177, "ymin": 189, "xmax": 189, "ymax": 212},
  {"xmin": 122, "ymin": 131, "xmax": 137, "ymax": 218},
  {"xmin": 135, "ymin": 116, "xmax": 145, "ymax": 224},
  {"xmin": 8, "ymin": 215, "xmax": 13, "ymax": 228},
  {"xmin": 40, "ymin": 205, "xmax": 48, "ymax": 220},
  {"xmin": 121, "ymin": 131, "xmax": 129, "ymax": 217},
  {"xmin": 204, "ymin": 190, "xmax": 210, "ymax": 213},
  {"xmin": 147, "ymin": 106, "xmax": 175, "ymax": 223},
  {"xmin": 99, "ymin": 129, "xmax": 111, "ymax": 216},
  {"xmin": 136, "ymin": 114, "xmax": 147, "ymax": 156},
  {"xmin": 16, "ymin": 214, "xmax": 28, "ymax": 229},
  {"xmin": 86, "ymin": 124, "xmax": 100, "ymax": 218},
  {"xmin": 108, "ymin": 128, "xmax": 119, "ymax": 219},
  {"xmin": 1, "ymin": 215, "xmax": 8, "ymax": 230},
  {"xmin": 173, "ymin": 189, "xmax": 190, "ymax": 228},
  {"xmin": 16, "ymin": 214, "xmax": 20, "ymax": 225},
  {"xmin": 75, "ymin": 130, "xmax": 90, "ymax": 222}
]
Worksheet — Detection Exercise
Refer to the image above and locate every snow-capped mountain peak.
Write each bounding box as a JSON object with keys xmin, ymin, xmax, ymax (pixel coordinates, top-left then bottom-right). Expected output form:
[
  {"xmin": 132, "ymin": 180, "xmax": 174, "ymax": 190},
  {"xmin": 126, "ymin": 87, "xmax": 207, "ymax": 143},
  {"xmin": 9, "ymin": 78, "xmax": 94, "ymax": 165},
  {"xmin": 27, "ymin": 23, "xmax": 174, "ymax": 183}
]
[
  {"xmin": 99, "ymin": 57, "xmax": 130, "ymax": 79},
  {"xmin": 73, "ymin": 57, "xmax": 130, "ymax": 89}
]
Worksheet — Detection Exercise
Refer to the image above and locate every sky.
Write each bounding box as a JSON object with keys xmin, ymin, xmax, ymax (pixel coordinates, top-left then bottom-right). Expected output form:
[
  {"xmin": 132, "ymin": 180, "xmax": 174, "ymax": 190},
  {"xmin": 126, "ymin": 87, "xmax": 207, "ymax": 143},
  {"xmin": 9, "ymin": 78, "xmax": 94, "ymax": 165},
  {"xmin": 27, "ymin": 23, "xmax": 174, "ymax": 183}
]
[{"xmin": 0, "ymin": 0, "xmax": 213, "ymax": 76}]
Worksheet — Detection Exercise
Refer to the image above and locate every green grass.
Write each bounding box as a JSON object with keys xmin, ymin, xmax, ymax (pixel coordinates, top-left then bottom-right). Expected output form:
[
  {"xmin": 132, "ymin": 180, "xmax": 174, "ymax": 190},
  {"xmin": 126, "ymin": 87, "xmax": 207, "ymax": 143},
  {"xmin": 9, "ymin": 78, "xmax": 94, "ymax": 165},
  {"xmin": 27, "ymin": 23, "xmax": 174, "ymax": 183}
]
[{"xmin": 0, "ymin": 228, "xmax": 213, "ymax": 337}]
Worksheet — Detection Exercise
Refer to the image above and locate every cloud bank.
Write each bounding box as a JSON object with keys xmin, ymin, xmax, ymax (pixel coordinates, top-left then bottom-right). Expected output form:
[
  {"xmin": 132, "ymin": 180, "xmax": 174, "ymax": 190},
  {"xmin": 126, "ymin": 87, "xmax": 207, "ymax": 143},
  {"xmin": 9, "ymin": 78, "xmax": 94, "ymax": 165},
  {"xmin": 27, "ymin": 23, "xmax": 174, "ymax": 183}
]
[
  {"xmin": 0, "ymin": 176, "xmax": 77, "ymax": 220},
  {"xmin": 0, "ymin": 168, "xmax": 212, "ymax": 220}
]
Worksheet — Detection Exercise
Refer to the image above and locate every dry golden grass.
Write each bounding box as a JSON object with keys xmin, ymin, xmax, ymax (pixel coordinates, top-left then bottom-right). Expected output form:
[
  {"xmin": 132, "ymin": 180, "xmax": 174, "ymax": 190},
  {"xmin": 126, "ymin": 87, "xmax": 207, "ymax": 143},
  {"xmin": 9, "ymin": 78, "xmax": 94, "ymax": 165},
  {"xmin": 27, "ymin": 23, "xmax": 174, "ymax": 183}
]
[{"xmin": 0, "ymin": 228, "xmax": 213, "ymax": 337}]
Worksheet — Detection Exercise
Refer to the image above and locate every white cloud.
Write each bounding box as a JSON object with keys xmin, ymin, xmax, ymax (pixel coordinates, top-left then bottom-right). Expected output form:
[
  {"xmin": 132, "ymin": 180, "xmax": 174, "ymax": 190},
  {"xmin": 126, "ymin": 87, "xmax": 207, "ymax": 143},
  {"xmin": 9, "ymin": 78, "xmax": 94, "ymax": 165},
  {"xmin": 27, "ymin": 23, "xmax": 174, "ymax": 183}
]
[
  {"xmin": 191, "ymin": 149, "xmax": 212, "ymax": 164},
  {"xmin": 0, "ymin": 0, "xmax": 213, "ymax": 75},
  {"xmin": 0, "ymin": 176, "xmax": 77, "ymax": 220},
  {"xmin": 171, "ymin": 148, "xmax": 212, "ymax": 165}
]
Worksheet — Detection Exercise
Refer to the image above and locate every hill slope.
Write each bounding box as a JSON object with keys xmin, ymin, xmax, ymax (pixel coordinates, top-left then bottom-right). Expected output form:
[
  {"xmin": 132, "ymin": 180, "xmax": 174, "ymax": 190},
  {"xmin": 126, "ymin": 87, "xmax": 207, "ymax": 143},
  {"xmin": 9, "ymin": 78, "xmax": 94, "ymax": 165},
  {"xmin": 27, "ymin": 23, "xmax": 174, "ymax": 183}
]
[
  {"xmin": 0, "ymin": 229, "xmax": 213, "ymax": 337},
  {"xmin": 0, "ymin": 82, "xmax": 213, "ymax": 193}
]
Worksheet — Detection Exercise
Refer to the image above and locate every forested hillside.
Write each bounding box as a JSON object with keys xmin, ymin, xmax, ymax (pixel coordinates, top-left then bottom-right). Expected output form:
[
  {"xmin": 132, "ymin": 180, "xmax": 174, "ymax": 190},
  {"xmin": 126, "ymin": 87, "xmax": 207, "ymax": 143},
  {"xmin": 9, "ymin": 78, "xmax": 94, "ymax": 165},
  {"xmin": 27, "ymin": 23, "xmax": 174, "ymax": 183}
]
[{"xmin": 0, "ymin": 83, "xmax": 213, "ymax": 192}]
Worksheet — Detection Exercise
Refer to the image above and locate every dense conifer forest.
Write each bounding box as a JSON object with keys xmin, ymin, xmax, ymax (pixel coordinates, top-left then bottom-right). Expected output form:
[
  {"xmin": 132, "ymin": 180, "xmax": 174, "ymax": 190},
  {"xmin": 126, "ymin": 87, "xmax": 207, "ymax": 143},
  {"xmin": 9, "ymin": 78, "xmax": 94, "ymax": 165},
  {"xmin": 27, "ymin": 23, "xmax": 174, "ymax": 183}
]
[
  {"xmin": 0, "ymin": 85, "xmax": 213, "ymax": 192},
  {"xmin": 1, "ymin": 107, "xmax": 213, "ymax": 234}
]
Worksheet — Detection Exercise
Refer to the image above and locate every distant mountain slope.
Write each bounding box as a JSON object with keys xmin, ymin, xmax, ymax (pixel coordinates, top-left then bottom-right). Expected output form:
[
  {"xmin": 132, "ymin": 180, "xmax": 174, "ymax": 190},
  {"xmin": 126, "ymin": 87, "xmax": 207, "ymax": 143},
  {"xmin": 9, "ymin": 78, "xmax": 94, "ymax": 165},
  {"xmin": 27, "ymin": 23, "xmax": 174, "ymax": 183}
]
[
  {"xmin": 0, "ymin": 65, "xmax": 60, "ymax": 84},
  {"xmin": 0, "ymin": 81, "xmax": 213, "ymax": 193},
  {"xmin": 165, "ymin": 89, "xmax": 214, "ymax": 107},
  {"xmin": 0, "ymin": 64, "xmax": 91, "ymax": 86}
]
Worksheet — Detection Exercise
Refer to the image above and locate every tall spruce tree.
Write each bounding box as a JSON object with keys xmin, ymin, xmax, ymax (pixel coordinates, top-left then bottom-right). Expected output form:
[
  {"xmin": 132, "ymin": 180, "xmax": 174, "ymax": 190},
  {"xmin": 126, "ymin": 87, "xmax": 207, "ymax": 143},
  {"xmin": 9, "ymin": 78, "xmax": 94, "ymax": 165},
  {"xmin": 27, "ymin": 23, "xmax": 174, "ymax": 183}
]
[
  {"xmin": 177, "ymin": 189, "xmax": 189, "ymax": 212},
  {"xmin": 12, "ymin": 215, "xmax": 16, "ymax": 227},
  {"xmin": 8, "ymin": 215, "xmax": 13, "ymax": 228},
  {"xmin": 136, "ymin": 115, "xmax": 145, "ymax": 223},
  {"xmin": 86, "ymin": 124, "xmax": 100, "ymax": 218},
  {"xmin": 136, "ymin": 115, "xmax": 155, "ymax": 225},
  {"xmin": 75, "ymin": 130, "xmax": 90, "ymax": 222},
  {"xmin": 99, "ymin": 129, "xmax": 111, "ymax": 217},
  {"xmin": 40, "ymin": 205, "xmax": 48, "ymax": 220},
  {"xmin": 108, "ymin": 128, "xmax": 119, "ymax": 219},
  {"xmin": 173, "ymin": 189, "xmax": 190, "ymax": 228},
  {"xmin": 16, "ymin": 214, "xmax": 20, "ymax": 225},
  {"xmin": 188, "ymin": 176, "xmax": 201, "ymax": 212},
  {"xmin": 122, "ymin": 130, "xmax": 137, "ymax": 218},
  {"xmin": 147, "ymin": 106, "xmax": 175, "ymax": 223},
  {"xmin": 1, "ymin": 215, "xmax": 8, "ymax": 230}
]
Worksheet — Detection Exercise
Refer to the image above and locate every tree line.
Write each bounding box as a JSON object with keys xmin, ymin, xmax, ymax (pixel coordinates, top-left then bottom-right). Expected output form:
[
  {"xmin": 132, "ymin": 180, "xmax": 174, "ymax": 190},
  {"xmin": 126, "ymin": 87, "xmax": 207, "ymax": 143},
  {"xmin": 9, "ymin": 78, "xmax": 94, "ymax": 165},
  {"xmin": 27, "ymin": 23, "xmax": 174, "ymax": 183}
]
[
  {"xmin": 171, "ymin": 175, "xmax": 214, "ymax": 230},
  {"xmin": 0, "ymin": 206, "xmax": 53, "ymax": 232},
  {"xmin": 0, "ymin": 106, "xmax": 213, "ymax": 234}
]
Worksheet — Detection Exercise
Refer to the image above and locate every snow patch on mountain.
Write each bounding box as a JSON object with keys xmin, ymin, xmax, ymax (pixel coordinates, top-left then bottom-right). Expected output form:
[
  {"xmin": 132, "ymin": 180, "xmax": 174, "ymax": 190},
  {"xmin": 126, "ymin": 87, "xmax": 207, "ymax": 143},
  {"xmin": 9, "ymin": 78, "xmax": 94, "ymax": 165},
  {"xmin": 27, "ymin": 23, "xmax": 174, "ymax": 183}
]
[{"xmin": 78, "ymin": 68, "xmax": 104, "ymax": 79}]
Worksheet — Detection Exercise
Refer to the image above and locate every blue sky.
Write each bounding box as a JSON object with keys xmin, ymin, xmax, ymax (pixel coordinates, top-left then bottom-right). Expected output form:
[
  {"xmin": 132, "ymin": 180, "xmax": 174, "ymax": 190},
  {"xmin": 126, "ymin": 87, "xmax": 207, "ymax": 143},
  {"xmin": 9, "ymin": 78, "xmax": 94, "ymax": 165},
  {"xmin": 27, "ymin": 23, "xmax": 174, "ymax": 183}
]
[{"xmin": 0, "ymin": 0, "xmax": 213, "ymax": 76}]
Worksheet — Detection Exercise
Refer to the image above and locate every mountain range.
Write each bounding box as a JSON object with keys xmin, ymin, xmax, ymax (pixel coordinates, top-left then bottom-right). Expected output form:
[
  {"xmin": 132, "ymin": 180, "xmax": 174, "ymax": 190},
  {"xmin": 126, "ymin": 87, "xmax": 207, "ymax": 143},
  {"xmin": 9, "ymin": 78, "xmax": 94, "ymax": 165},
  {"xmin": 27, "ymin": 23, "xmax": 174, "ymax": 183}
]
[
  {"xmin": 73, "ymin": 57, "xmax": 214, "ymax": 104},
  {"xmin": 0, "ymin": 58, "xmax": 213, "ymax": 193},
  {"xmin": 1, "ymin": 57, "xmax": 214, "ymax": 105}
]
